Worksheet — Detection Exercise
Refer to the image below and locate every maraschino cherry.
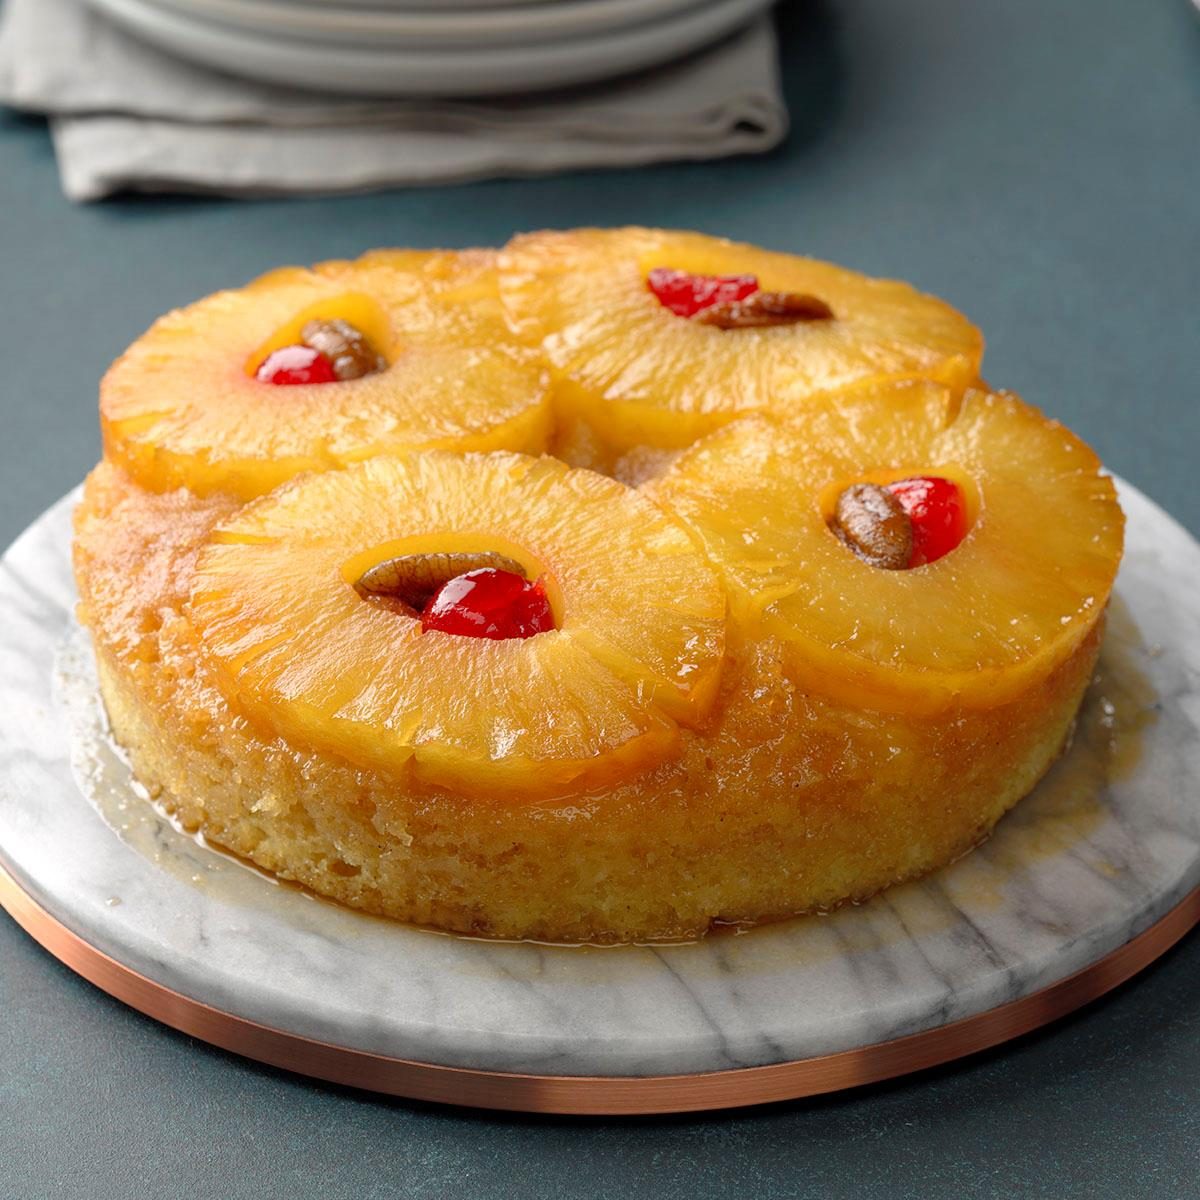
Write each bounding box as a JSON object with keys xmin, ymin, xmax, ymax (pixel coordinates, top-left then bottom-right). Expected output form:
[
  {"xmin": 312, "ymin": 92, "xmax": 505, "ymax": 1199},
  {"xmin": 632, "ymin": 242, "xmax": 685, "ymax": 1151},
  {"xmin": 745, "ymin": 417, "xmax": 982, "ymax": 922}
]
[
  {"xmin": 647, "ymin": 268, "xmax": 759, "ymax": 318},
  {"xmin": 886, "ymin": 476, "xmax": 968, "ymax": 567},
  {"xmin": 255, "ymin": 344, "xmax": 338, "ymax": 386},
  {"xmin": 421, "ymin": 568, "xmax": 555, "ymax": 640}
]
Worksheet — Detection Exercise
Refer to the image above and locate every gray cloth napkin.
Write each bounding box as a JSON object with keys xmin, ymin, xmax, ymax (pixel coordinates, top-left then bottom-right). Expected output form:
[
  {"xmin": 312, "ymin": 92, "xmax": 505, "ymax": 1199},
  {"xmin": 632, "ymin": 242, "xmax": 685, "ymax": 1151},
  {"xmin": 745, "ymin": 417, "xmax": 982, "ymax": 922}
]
[{"xmin": 0, "ymin": 0, "xmax": 787, "ymax": 202}]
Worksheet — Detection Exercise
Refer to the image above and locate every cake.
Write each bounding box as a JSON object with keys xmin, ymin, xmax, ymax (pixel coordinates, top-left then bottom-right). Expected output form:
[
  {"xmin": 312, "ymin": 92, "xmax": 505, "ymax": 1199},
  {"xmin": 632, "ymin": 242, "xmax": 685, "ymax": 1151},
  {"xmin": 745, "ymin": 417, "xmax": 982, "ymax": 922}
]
[{"xmin": 72, "ymin": 231, "xmax": 1124, "ymax": 943}]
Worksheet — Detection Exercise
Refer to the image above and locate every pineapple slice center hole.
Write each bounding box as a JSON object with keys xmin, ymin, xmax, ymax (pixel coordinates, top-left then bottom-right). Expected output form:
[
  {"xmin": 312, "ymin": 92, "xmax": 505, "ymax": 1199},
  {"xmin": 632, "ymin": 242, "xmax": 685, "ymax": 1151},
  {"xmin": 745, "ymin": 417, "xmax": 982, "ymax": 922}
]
[
  {"xmin": 640, "ymin": 257, "xmax": 835, "ymax": 325},
  {"xmin": 344, "ymin": 535, "xmax": 563, "ymax": 625},
  {"xmin": 355, "ymin": 551, "xmax": 527, "ymax": 615},
  {"xmin": 819, "ymin": 466, "xmax": 978, "ymax": 570},
  {"xmin": 245, "ymin": 293, "xmax": 394, "ymax": 380}
]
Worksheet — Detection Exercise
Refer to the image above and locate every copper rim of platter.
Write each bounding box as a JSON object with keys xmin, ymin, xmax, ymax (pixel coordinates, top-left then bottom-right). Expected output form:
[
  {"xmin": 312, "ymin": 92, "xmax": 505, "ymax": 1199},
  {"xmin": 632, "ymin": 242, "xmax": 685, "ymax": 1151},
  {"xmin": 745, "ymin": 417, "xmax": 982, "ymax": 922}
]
[{"xmin": 2, "ymin": 862, "xmax": 1196, "ymax": 1116}]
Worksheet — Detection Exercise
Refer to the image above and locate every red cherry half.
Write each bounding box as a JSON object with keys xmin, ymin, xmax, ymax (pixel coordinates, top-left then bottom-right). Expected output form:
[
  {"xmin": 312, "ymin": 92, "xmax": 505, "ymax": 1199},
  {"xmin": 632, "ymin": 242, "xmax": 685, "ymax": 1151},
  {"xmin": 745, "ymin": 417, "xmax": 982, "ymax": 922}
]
[
  {"xmin": 647, "ymin": 267, "xmax": 760, "ymax": 318},
  {"xmin": 885, "ymin": 476, "xmax": 968, "ymax": 567},
  {"xmin": 256, "ymin": 344, "xmax": 338, "ymax": 386},
  {"xmin": 421, "ymin": 568, "xmax": 555, "ymax": 640}
]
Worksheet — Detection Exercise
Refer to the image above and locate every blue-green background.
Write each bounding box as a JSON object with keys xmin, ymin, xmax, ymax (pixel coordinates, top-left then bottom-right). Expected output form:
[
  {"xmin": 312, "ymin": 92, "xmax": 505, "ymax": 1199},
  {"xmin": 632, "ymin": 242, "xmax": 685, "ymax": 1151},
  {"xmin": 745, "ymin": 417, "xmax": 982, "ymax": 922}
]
[{"xmin": 2, "ymin": 0, "xmax": 1199, "ymax": 1195}]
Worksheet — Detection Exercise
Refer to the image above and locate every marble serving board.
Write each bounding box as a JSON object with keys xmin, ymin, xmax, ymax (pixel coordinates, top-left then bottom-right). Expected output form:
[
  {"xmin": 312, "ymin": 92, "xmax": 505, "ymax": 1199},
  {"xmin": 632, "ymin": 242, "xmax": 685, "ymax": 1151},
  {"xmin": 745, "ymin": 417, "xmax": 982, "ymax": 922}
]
[{"xmin": 1, "ymin": 481, "xmax": 1198, "ymax": 1079}]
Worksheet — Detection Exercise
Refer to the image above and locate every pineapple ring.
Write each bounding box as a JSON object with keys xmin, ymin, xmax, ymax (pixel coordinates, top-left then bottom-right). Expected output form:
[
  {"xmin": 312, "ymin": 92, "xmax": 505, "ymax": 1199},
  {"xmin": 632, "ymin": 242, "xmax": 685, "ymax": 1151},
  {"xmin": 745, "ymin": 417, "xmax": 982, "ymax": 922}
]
[
  {"xmin": 187, "ymin": 451, "xmax": 726, "ymax": 799},
  {"xmin": 498, "ymin": 227, "xmax": 984, "ymax": 453},
  {"xmin": 101, "ymin": 249, "xmax": 552, "ymax": 501},
  {"xmin": 648, "ymin": 380, "xmax": 1124, "ymax": 714}
]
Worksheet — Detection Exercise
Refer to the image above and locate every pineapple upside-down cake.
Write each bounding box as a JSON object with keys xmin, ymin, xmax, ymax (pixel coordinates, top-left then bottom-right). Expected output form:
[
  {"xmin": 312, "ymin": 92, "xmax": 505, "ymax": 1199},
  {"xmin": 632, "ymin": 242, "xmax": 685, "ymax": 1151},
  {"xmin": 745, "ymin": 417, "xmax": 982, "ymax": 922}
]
[{"xmin": 72, "ymin": 231, "xmax": 1123, "ymax": 943}]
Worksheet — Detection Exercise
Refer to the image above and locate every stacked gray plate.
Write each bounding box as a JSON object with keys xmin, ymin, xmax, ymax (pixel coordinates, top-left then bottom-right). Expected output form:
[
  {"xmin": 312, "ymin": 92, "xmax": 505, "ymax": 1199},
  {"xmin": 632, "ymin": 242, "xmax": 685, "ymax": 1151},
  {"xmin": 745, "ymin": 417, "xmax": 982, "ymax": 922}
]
[{"xmin": 86, "ymin": 0, "xmax": 776, "ymax": 96}]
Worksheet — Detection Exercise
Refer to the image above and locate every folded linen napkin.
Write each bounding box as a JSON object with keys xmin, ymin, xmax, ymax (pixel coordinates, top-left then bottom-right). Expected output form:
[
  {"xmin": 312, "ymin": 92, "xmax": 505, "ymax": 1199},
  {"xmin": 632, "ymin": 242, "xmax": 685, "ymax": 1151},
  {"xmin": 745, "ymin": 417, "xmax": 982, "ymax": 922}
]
[{"xmin": 0, "ymin": 0, "xmax": 787, "ymax": 202}]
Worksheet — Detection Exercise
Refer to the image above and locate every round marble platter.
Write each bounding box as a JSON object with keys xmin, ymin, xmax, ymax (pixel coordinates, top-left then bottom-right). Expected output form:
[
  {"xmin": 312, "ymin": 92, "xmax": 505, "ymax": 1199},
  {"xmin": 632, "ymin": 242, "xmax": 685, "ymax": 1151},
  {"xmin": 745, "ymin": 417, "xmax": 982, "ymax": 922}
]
[{"xmin": 1, "ymin": 479, "xmax": 1199, "ymax": 1114}]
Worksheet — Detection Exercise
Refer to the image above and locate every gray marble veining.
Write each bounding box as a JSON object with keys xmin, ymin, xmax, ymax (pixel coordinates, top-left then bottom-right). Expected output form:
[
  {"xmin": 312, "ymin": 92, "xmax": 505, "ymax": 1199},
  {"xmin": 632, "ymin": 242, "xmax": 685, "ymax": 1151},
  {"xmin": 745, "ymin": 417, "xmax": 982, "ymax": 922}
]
[{"xmin": 0, "ymin": 481, "xmax": 1197, "ymax": 1078}]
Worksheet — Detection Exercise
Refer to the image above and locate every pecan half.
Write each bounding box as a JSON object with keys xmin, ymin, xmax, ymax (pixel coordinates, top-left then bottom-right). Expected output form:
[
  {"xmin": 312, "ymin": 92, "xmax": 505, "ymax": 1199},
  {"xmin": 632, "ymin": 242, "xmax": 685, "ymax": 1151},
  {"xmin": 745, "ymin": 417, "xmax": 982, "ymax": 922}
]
[
  {"xmin": 829, "ymin": 483, "xmax": 913, "ymax": 570},
  {"xmin": 301, "ymin": 318, "xmax": 387, "ymax": 381},
  {"xmin": 692, "ymin": 292, "xmax": 835, "ymax": 329},
  {"xmin": 355, "ymin": 551, "xmax": 527, "ymax": 614}
]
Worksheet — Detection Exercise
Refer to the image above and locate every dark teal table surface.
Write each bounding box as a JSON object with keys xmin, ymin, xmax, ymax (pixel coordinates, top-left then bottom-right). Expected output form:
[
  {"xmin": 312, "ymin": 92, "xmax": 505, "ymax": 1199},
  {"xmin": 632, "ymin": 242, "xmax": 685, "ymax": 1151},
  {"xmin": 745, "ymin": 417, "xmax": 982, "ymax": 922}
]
[{"xmin": 2, "ymin": 1, "xmax": 1199, "ymax": 1196}]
